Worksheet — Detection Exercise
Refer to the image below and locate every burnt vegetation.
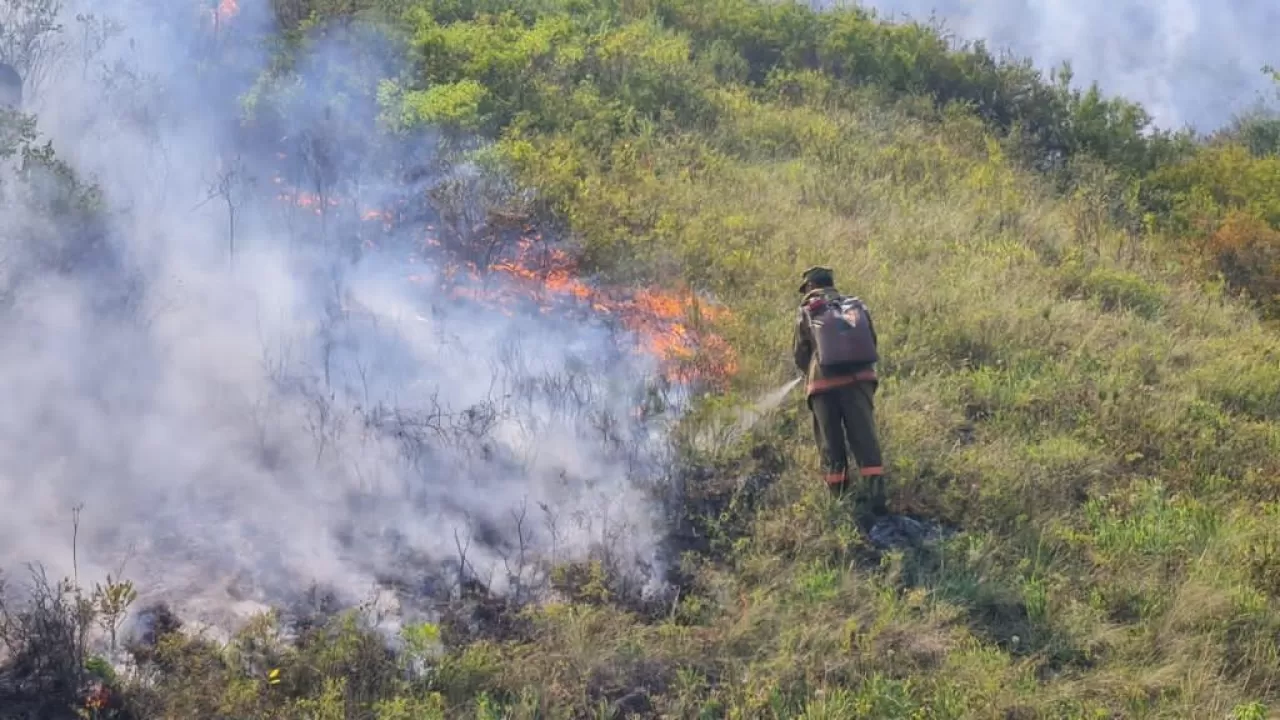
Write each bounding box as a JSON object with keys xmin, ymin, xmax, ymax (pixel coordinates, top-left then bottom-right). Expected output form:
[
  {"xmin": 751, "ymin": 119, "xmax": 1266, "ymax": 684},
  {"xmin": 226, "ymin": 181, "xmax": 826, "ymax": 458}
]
[{"xmin": 2, "ymin": 0, "xmax": 1280, "ymax": 718}]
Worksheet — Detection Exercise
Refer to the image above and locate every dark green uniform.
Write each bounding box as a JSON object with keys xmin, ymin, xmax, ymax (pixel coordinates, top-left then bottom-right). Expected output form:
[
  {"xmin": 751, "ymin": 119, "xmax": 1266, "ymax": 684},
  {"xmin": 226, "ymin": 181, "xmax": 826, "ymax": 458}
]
[{"xmin": 792, "ymin": 269, "xmax": 886, "ymax": 510}]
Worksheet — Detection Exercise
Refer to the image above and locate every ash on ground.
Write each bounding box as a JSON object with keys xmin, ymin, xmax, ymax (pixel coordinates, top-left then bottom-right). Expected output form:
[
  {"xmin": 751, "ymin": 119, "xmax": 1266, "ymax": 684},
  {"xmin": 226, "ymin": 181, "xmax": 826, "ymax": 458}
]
[{"xmin": 864, "ymin": 514, "xmax": 955, "ymax": 550}]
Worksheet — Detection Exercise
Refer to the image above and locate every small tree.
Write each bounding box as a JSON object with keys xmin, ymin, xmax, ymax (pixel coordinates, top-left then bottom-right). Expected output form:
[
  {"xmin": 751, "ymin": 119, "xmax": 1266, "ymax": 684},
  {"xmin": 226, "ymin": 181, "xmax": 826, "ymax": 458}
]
[
  {"xmin": 72, "ymin": 12, "xmax": 122, "ymax": 82},
  {"xmin": 199, "ymin": 153, "xmax": 254, "ymax": 267},
  {"xmin": 91, "ymin": 575, "xmax": 137, "ymax": 656}
]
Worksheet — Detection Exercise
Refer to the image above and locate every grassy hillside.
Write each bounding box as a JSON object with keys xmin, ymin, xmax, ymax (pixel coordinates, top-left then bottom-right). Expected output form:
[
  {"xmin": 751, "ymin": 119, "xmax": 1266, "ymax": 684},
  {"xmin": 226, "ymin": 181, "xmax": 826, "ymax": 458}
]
[{"xmin": 5, "ymin": 0, "xmax": 1280, "ymax": 718}]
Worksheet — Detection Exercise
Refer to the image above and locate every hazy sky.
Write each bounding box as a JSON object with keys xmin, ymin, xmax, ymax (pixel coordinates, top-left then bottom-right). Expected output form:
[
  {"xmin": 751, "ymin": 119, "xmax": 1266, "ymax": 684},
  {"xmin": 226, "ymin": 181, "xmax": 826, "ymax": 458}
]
[{"xmin": 845, "ymin": 0, "xmax": 1280, "ymax": 134}]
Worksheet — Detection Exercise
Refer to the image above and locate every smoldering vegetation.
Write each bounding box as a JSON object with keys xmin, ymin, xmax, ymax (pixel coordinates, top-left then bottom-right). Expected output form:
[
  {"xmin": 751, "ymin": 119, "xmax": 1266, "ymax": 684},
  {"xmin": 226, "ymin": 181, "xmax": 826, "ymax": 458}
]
[{"xmin": 0, "ymin": 0, "xmax": 693, "ymax": 662}]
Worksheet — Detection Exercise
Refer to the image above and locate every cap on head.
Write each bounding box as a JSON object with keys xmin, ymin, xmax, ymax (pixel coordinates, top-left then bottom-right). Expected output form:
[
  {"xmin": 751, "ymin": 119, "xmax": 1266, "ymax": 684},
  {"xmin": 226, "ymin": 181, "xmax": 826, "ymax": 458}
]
[{"xmin": 798, "ymin": 265, "xmax": 834, "ymax": 293}]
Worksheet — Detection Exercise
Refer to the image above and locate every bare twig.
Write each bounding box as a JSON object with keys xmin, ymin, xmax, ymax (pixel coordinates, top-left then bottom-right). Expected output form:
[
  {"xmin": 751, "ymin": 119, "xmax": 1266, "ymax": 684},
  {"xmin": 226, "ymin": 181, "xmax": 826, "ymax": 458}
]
[
  {"xmin": 452, "ymin": 525, "xmax": 473, "ymax": 601},
  {"xmin": 70, "ymin": 502, "xmax": 82, "ymax": 588},
  {"xmin": 195, "ymin": 153, "xmax": 251, "ymax": 268}
]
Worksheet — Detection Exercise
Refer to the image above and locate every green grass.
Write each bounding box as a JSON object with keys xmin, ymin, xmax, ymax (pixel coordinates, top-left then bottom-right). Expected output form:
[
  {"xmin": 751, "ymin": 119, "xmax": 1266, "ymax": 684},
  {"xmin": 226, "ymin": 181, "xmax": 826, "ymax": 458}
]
[
  {"xmin": 8, "ymin": 0, "xmax": 1280, "ymax": 717},
  {"xmin": 215, "ymin": 88, "xmax": 1280, "ymax": 716},
  {"xmin": 443, "ymin": 43, "xmax": 1280, "ymax": 715}
]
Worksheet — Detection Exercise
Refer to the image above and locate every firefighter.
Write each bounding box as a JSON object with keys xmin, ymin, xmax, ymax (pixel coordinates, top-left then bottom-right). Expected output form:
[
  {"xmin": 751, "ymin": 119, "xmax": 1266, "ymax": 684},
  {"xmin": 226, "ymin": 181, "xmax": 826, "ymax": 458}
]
[{"xmin": 792, "ymin": 265, "xmax": 887, "ymax": 514}]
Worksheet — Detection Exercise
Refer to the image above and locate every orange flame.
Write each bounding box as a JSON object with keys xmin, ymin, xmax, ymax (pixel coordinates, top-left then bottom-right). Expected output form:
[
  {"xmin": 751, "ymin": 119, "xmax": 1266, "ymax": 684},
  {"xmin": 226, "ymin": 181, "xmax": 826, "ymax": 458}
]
[
  {"xmin": 270, "ymin": 182, "xmax": 736, "ymax": 387},
  {"xmin": 217, "ymin": 0, "xmax": 238, "ymax": 22},
  {"xmin": 278, "ymin": 192, "xmax": 343, "ymax": 216},
  {"xmin": 471, "ymin": 236, "xmax": 737, "ymax": 387},
  {"xmin": 84, "ymin": 682, "xmax": 110, "ymax": 711}
]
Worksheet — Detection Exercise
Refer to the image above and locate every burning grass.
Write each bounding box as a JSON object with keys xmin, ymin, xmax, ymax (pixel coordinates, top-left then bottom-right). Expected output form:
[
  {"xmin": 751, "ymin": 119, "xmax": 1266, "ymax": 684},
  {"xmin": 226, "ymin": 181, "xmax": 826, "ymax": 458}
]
[
  {"xmin": 467, "ymin": 236, "xmax": 739, "ymax": 388},
  {"xmin": 274, "ymin": 179, "xmax": 739, "ymax": 389}
]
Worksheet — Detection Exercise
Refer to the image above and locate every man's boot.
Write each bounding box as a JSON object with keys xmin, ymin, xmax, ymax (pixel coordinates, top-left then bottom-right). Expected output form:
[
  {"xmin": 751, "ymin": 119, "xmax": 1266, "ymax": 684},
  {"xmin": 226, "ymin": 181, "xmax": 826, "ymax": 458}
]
[{"xmin": 865, "ymin": 474, "xmax": 889, "ymax": 516}]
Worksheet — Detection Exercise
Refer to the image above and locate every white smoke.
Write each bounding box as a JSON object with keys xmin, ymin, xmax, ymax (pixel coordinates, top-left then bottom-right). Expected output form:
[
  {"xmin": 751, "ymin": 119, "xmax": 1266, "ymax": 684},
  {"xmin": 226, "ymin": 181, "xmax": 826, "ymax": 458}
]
[
  {"xmin": 829, "ymin": 0, "xmax": 1280, "ymax": 133},
  {"xmin": 0, "ymin": 0, "xmax": 682, "ymax": 630}
]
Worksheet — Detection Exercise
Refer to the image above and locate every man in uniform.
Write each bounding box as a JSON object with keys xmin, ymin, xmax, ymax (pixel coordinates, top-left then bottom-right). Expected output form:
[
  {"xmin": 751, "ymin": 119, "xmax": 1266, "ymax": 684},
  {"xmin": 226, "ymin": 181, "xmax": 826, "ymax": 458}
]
[{"xmin": 792, "ymin": 266, "xmax": 887, "ymax": 515}]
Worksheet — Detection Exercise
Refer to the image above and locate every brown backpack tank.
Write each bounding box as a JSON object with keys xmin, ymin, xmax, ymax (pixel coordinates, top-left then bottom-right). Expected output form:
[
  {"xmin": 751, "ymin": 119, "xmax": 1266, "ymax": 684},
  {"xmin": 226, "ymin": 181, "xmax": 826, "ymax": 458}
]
[{"xmin": 804, "ymin": 293, "xmax": 878, "ymax": 368}]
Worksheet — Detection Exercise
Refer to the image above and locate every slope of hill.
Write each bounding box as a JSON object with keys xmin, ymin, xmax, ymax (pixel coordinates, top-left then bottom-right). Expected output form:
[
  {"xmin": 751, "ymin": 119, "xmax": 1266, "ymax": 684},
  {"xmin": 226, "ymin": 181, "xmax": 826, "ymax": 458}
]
[{"xmin": 3, "ymin": 0, "xmax": 1280, "ymax": 718}]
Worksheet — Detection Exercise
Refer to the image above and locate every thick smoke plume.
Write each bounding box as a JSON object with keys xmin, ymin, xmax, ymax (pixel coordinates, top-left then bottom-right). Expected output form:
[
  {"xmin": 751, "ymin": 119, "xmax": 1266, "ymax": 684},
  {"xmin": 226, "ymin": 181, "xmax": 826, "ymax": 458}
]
[
  {"xmin": 0, "ymin": 0, "xmax": 684, "ymax": 632},
  {"xmin": 838, "ymin": 0, "xmax": 1280, "ymax": 133}
]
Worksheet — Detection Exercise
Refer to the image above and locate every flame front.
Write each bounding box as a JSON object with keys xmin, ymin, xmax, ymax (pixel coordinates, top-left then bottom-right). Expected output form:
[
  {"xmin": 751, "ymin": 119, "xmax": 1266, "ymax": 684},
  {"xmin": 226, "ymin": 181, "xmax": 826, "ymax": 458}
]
[
  {"xmin": 271, "ymin": 177, "xmax": 737, "ymax": 388},
  {"xmin": 481, "ymin": 237, "xmax": 738, "ymax": 387}
]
